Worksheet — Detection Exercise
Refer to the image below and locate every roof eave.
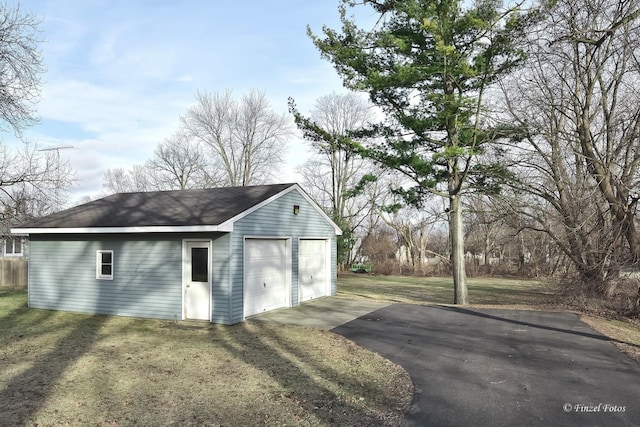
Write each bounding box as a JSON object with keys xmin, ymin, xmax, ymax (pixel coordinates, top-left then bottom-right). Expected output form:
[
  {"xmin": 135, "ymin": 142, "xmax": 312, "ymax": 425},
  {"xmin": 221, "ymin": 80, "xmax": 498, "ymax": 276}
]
[{"xmin": 10, "ymin": 224, "xmax": 234, "ymax": 235}]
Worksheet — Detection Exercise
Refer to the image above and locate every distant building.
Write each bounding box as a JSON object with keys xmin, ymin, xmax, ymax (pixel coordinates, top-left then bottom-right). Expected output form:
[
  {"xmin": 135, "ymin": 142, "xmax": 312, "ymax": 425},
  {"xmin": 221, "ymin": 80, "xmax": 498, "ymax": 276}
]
[{"xmin": 1, "ymin": 236, "xmax": 27, "ymax": 257}]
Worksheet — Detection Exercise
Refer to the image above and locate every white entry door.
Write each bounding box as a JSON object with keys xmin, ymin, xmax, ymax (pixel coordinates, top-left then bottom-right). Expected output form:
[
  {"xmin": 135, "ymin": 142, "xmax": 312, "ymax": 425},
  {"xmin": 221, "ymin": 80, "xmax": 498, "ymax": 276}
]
[
  {"xmin": 244, "ymin": 239, "xmax": 289, "ymax": 317},
  {"xmin": 184, "ymin": 241, "xmax": 211, "ymax": 320},
  {"xmin": 299, "ymin": 239, "xmax": 328, "ymax": 302}
]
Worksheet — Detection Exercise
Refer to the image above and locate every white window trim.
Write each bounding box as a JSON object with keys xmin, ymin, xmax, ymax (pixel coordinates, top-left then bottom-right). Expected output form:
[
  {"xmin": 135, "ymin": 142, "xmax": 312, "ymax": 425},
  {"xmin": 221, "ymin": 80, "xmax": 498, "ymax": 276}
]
[
  {"xmin": 4, "ymin": 237, "xmax": 24, "ymax": 257},
  {"xmin": 96, "ymin": 250, "xmax": 114, "ymax": 280}
]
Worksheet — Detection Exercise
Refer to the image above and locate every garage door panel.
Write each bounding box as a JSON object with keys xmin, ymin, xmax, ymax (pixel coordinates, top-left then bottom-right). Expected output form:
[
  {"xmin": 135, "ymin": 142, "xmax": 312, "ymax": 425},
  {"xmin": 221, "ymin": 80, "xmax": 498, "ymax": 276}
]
[
  {"xmin": 299, "ymin": 239, "xmax": 328, "ymax": 302},
  {"xmin": 245, "ymin": 289, "xmax": 285, "ymax": 312},
  {"xmin": 244, "ymin": 239, "xmax": 289, "ymax": 317},
  {"xmin": 245, "ymin": 274, "xmax": 287, "ymax": 296},
  {"xmin": 246, "ymin": 239, "xmax": 286, "ymax": 257}
]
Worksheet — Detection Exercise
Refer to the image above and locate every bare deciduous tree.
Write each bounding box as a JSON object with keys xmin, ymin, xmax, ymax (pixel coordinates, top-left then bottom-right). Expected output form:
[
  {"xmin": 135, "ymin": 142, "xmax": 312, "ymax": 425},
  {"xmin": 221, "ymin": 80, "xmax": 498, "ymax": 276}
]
[
  {"xmin": 305, "ymin": 93, "xmax": 373, "ymax": 217},
  {"xmin": 102, "ymin": 134, "xmax": 220, "ymax": 195},
  {"xmin": 381, "ymin": 203, "xmax": 442, "ymax": 276},
  {"xmin": 463, "ymin": 194, "xmax": 512, "ymax": 269},
  {"xmin": 147, "ymin": 130, "xmax": 220, "ymax": 190},
  {"xmin": 0, "ymin": 2, "xmax": 44, "ymax": 136},
  {"xmin": 502, "ymin": 0, "xmax": 640, "ymax": 289},
  {"xmin": 0, "ymin": 4, "xmax": 70, "ymax": 230},
  {"xmin": 359, "ymin": 223, "xmax": 398, "ymax": 274},
  {"xmin": 102, "ymin": 167, "xmax": 136, "ymax": 194},
  {"xmin": 1, "ymin": 142, "xmax": 73, "ymax": 232},
  {"xmin": 293, "ymin": 92, "xmax": 385, "ymax": 268},
  {"xmin": 181, "ymin": 89, "xmax": 292, "ymax": 186}
]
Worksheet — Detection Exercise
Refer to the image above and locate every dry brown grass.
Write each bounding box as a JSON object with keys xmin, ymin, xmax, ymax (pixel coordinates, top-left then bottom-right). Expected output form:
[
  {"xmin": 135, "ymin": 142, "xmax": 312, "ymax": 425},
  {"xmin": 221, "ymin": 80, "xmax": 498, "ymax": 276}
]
[
  {"xmin": 551, "ymin": 277, "xmax": 640, "ymax": 317},
  {"xmin": 579, "ymin": 315, "xmax": 640, "ymax": 364},
  {"xmin": 0, "ymin": 287, "xmax": 412, "ymax": 426}
]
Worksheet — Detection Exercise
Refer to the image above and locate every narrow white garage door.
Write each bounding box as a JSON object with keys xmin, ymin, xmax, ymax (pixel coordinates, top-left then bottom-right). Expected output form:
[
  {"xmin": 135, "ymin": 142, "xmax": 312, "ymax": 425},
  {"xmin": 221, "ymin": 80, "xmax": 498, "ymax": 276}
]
[
  {"xmin": 244, "ymin": 239, "xmax": 289, "ymax": 317},
  {"xmin": 299, "ymin": 239, "xmax": 328, "ymax": 302}
]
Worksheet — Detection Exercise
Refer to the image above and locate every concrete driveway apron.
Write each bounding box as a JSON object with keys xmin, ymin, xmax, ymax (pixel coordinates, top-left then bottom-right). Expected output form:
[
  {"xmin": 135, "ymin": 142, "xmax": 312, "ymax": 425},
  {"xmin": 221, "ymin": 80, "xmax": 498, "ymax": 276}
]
[
  {"xmin": 250, "ymin": 296, "xmax": 390, "ymax": 329},
  {"xmin": 332, "ymin": 304, "xmax": 640, "ymax": 427}
]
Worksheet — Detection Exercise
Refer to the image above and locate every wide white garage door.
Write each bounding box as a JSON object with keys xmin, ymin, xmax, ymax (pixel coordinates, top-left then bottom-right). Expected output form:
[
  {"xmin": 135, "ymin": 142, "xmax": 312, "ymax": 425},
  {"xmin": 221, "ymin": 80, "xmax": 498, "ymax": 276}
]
[
  {"xmin": 244, "ymin": 239, "xmax": 289, "ymax": 317},
  {"xmin": 299, "ymin": 239, "xmax": 328, "ymax": 302}
]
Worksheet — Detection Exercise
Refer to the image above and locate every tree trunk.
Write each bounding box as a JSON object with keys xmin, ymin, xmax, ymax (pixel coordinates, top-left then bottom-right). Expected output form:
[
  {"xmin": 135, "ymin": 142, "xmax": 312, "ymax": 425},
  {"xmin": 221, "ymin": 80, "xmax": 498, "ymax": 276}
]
[{"xmin": 450, "ymin": 194, "xmax": 468, "ymax": 304}]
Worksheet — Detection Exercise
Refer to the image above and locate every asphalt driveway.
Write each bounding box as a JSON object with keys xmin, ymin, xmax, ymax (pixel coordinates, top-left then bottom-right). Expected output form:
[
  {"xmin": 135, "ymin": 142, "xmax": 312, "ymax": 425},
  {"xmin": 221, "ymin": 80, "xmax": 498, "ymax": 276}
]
[{"xmin": 332, "ymin": 304, "xmax": 640, "ymax": 427}]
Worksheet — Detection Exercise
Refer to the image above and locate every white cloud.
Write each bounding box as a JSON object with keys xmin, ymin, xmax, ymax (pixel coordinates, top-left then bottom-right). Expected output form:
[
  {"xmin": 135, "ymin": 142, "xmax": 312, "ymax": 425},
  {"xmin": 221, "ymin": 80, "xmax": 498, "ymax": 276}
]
[
  {"xmin": 33, "ymin": 78, "xmax": 192, "ymax": 200},
  {"xmin": 40, "ymin": 79, "xmax": 187, "ymax": 135},
  {"xmin": 176, "ymin": 74, "xmax": 193, "ymax": 83}
]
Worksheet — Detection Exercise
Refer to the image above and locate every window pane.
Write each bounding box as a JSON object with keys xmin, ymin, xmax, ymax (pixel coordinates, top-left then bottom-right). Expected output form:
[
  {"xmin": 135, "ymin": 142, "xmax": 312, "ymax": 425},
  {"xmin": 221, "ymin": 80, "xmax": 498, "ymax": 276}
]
[
  {"xmin": 97, "ymin": 251, "xmax": 113, "ymax": 279},
  {"xmin": 191, "ymin": 247, "xmax": 208, "ymax": 282},
  {"xmin": 4, "ymin": 239, "xmax": 11, "ymax": 254},
  {"xmin": 14, "ymin": 239, "xmax": 21, "ymax": 254}
]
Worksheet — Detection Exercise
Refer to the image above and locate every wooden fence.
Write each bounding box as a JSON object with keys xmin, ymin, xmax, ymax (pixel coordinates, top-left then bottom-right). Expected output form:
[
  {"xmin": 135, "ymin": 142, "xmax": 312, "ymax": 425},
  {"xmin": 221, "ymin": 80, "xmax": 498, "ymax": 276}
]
[{"xmin": 0, "ymin": 258, "xmax": 27, "ymax": 287}]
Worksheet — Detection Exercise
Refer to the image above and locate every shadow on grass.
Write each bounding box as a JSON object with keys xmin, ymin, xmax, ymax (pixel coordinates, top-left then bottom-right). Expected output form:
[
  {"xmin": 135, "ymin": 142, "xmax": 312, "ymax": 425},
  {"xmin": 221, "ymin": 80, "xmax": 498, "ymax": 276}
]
[
  {"xmin": 0, "ymin": 286, "xmax": 27, "ymax": 298},
  {"xmin": 0, "ymin": 287, "xmax": 30, "ymax": 323},
  {"xmin": 0, "ymin": 288, "xmax": 67, "ymax": 349},
  {"xmin": 251, "ymin": 320, "xmax": 408, "ymax": 412},
  {"xmin": 434, "ymin": 305, "xmax": 640, "ymax": 350},
  {"xmin": 0, "ymin": 288, "xmax": 95, "ymax": 350},
  {"xmin": 0, "ymin": 312, "xmax": 106, "ymax": 425},
  {"xmin": 212, "ymin": 322, "xmax": 389, "ymax": 426}
]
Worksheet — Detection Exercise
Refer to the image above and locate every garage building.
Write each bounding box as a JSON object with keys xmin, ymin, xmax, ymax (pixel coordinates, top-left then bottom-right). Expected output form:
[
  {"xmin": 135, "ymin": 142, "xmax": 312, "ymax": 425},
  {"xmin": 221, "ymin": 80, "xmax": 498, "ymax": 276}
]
[{"xmin": 11, "ymin": 183, "xmax": 341, "ymax": 324}]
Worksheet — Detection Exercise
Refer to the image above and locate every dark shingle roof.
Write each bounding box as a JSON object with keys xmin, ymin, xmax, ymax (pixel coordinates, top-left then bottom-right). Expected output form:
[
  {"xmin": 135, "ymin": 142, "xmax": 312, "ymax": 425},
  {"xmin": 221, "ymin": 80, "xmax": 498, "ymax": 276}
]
[{"xmin": 17, "ymin": 184, "xmax": 295, "ymax": 229}]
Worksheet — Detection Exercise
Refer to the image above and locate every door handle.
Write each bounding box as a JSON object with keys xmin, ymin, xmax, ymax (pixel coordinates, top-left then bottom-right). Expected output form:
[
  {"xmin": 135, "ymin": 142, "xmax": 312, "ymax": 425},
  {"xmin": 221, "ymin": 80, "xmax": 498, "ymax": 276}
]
[{"xmin": 186, "ymin": 285, "xmax": 190, "ymax": 288}]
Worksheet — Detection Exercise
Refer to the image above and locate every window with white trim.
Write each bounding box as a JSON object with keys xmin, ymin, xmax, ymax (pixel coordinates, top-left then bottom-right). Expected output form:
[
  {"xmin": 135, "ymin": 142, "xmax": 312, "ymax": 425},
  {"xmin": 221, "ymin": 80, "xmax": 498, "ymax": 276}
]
[
  {"xmin": 4, "ymin": 237, "xmax": 23, "ymax": 256},
  {"xmin": 96, "ymin": 250, "xmax": 114, "ymax": 280}
]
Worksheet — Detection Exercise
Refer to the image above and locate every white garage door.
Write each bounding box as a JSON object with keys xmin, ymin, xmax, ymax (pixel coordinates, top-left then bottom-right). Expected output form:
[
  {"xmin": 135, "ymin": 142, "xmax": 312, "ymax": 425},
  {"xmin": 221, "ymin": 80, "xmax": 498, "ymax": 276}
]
[
  {"xmin": 244, "ymin": 239, "xmax": 289, "ymax": 317},
  {"xmin": 299, "ymin": 239, "xmax": 328, "ymax": 302}
]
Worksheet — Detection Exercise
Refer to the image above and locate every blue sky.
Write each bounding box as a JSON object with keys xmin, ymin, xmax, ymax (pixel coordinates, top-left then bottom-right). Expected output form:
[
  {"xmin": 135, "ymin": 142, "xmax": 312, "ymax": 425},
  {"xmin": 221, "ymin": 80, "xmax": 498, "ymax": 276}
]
[{"xmin": 12, "ymin": 0, "xmax": 363, "ymax": 202}]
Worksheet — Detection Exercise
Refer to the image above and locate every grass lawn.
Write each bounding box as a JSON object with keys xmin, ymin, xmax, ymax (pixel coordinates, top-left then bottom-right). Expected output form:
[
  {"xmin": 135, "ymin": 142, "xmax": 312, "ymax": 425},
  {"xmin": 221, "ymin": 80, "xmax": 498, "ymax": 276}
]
[
  {"xmin": 338, "ymin": 272, "xmax": 640, "ymax": 363},
  {"xmin": 4, "ymin": 275, "xmax": 638, "ymax": 426},
  {"xmin": 0, "ymin": 287, "xmax": 411, "ymax": 427},
  {"xmin": 338, "ymin": 273, "xmax": 555, "ymax": 307}
]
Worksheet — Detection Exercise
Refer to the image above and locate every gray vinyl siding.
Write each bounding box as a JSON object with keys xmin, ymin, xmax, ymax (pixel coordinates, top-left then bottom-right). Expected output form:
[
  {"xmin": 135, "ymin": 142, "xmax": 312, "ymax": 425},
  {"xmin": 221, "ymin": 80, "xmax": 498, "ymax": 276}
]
[
  {"xmin": 28, "ymin": 234, "xmax": 183, "ymax": 320},
  {"xmin": 228, "ymin": 189, "xmax": 337, "ymax": 323},
  {"xmin": 211, "ymin": 232, "xmax": 231, "ymax": 324}
]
